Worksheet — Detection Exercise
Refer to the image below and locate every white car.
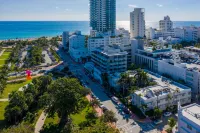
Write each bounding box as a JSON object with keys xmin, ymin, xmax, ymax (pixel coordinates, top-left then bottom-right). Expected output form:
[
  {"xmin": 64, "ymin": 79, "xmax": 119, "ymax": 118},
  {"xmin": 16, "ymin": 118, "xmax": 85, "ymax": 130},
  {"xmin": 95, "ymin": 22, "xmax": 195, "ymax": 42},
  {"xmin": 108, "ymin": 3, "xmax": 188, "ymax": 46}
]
[
  {"xmin": 154, "ymin": 119, "xmax": 163, "ymax": 125},
  {"xmin": 164, "ymin": 112, "xmax": 172, "ymax": 117},
  {"xmin": 111, "ymin": 96, "xmax": 119, "ymax": 103}
]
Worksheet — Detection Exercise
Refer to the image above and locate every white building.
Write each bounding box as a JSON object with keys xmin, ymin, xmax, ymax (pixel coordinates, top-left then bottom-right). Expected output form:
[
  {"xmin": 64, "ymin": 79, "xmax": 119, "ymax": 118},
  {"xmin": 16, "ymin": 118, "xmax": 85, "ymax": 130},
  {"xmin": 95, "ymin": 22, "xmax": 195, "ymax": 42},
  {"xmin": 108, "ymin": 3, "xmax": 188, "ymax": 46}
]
[
  {"xmin": 91, "ymin": 45, "xmax": 127, "ymax": 73},
  {"xmin": 130, "ymin": 8, "xmax": 145, "ymax": 38},
  {"xmin": 159, "ymin": 16, "xmax": 173, "ymax": 32},
  {"xmin": 184, "ymin": 26, "xmax": 198, "ymax": 42},
  {"xmin": 69, "ymin": 31, "xmax": 88, "ymax": 62},
  {"xmin": 132, "ymin": 71, "xmax": 191, "ymax": 111},
  {"xmin": 62, "ymin": 31, "xmax": 69, "ymax": 50},
  {"xmin": 178, "ymin": 103, "xmax": 200, "ymax": 133},
  {"xmin": 174, "ymin": 28, "xmax": 185, "ymax": 39},
  {"xmin": 88, "ymin": 28, "xmax": 132, "ymax": 65},
  {"xmin": 131, "ymin": 39, "xmax": 172, "ymax": 72},
  {"xmin": 146, "ymin": 27, "xmax": 155, "ymax": 40},
  {"xmin": 158, "ymin": 51, "xmax": 200, "ymax": 99}
]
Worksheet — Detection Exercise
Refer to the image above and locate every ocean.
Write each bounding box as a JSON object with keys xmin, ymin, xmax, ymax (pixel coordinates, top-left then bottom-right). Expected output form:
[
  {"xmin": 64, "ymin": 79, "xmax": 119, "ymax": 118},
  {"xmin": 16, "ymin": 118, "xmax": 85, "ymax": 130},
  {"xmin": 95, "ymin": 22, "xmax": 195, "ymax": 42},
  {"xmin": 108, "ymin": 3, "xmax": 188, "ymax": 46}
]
[{"xmin": 1, "ymin": 21, "xmax": 200, "ymax": 40}]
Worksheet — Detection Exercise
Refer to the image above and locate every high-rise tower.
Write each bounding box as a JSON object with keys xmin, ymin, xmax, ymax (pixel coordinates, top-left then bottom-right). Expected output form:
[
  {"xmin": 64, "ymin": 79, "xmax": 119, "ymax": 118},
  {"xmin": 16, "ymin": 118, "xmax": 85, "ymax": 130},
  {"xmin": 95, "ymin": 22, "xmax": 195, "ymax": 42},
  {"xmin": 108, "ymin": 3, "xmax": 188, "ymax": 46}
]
[
  {"xmin": 90, "ymin": 0, "xmax": 116, "ymax": 34},
  {"xmin": 130, "ymin": 8, "xmax": 145, "ymax": 38}
]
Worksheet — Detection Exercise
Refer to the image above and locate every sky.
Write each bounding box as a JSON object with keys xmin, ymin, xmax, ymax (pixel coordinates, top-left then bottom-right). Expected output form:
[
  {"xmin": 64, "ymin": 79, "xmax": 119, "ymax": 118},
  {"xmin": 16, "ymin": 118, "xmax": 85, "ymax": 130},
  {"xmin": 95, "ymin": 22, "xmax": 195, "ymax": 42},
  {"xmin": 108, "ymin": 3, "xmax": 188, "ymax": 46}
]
[{"xmin": 0, "ymin": 0, "xmax": 200, "ymax": 21}]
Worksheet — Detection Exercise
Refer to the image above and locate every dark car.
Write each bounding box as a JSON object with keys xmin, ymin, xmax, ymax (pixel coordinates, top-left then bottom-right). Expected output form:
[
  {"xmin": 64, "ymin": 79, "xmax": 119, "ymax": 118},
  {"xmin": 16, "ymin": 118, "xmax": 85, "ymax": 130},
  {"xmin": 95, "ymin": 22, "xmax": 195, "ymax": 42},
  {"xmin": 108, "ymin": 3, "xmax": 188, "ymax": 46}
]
[{"xmin": 123, "ymin": 108, "xmax": 130, "ymax": 114}]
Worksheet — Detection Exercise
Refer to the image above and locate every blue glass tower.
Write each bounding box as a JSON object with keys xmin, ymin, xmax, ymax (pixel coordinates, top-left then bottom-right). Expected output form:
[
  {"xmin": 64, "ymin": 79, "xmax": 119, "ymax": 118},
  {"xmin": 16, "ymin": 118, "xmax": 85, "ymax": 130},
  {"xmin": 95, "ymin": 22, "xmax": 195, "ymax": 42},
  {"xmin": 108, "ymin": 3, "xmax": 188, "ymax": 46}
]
[{"xmin": 90, "ymin": 0, "xmax": 116, "ymax": 33}]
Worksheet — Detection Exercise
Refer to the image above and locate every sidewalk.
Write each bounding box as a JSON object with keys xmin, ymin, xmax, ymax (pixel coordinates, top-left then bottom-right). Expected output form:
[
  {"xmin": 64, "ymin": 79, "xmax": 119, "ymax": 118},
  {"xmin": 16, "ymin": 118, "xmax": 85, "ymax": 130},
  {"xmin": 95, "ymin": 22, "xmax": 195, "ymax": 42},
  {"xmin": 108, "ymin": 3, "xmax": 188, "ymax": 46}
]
[
  {"xmin": 34, "ymin": 111, "xmax": 47, "ymax": 133},
  {"xmin": 86, "ymin": 94, "xmax": 103, "ymax": 117},
  {"xmin": 0, "ymin": 49, "xmax": 5, "ymax": 57},
  {"xmin": 0, "ymin": 98, "xmax": 9, "ymax": 102}
]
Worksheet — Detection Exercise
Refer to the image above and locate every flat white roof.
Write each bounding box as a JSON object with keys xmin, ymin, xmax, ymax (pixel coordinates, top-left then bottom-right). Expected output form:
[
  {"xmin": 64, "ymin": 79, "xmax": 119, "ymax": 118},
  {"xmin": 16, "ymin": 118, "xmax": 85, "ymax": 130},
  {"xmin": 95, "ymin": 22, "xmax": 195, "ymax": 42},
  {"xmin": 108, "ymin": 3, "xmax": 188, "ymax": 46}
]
[
  {"xmin": 181, "ymin": 103, "xmax": 200, "ymax": 125},
  {"xmin": 134, "ymin": 70, "xmax": 191, "ymax": 100}
]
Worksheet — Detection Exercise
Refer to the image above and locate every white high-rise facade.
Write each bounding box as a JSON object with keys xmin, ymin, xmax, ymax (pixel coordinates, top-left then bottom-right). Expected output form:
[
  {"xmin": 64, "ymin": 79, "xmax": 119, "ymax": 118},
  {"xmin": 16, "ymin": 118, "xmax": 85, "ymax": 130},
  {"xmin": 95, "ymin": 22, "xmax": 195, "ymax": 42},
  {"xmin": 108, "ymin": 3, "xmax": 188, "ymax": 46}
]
[
  {"xmin": 159, "ymin": 16, "xmax": 173, "ymax": 32},
  {"xmin": 130, "ymin": 8, "xmax": 145, "ymax": 38}
]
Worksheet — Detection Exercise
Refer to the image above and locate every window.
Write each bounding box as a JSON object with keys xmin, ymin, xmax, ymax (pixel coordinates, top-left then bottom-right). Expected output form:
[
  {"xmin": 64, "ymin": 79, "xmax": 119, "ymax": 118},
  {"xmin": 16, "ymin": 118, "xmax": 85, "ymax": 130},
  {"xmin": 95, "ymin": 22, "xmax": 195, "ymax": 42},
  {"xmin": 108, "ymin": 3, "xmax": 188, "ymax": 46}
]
[{"xmin": 187, "ymin": 124, "xmax": 192, "ymax": 130}]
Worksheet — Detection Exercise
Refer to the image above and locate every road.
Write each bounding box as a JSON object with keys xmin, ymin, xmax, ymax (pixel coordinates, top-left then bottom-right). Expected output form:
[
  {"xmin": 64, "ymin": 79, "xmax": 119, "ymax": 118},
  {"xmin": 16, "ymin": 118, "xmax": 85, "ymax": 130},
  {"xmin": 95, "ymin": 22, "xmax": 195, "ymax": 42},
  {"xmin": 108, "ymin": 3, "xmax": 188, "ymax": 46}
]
[{"xmin": 58, "ymin": 49, "xmax": 141, "ymax": 133}]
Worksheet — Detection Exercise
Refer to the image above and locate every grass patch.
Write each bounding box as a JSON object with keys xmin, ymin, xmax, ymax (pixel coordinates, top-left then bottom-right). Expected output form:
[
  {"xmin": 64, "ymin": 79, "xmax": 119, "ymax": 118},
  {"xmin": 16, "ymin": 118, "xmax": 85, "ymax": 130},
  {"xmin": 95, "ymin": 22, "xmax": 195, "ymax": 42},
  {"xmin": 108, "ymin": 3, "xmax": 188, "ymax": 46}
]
[
  {"xmin": 44, "ymin": 113, "xmax": 60, "ymax": 126},
  {"xmin": 0, "ymin": 102, "xmax": 9, "ymax": 129},
  {"xmin": 0, "ymin": 102, "xmax": 8, "ymax": 120},
  {"xmin": 43, "ymin": 103, "xmax": 93, "ymax": 126},
  {"xmin": 71, "ymin": 104, "xmax": 93, "ymax": 125},
  {"xmin": 0, "ymin": 80, "xmax": 32, "ymax": 98},
  {"xmin": 8, "ymin": 75, "xmax": 26, "ymax": 81},
  {"xmin": 0, "ymin": 51, "xmax": 11, "ymax": 67}
]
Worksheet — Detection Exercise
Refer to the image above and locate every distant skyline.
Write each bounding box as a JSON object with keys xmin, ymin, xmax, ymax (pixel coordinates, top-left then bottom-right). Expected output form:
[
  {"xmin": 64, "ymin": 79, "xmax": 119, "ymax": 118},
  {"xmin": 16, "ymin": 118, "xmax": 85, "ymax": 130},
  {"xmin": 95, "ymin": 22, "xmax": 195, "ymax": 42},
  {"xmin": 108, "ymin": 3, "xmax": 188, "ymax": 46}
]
[{"xmin": 0, "ymin": 0, "xmax": 200, "ymax": 21}]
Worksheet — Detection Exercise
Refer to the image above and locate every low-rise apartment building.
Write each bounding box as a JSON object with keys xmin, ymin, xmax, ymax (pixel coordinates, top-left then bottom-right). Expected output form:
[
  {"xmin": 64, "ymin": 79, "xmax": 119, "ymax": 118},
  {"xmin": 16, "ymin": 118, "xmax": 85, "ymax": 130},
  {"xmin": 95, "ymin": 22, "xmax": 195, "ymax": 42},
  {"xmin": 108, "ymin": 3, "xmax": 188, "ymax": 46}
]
[
  {"xmin": 69, "ymin": 31, "xmax": 88, "ymax": 62},
  {"xmin": 91, "ymin": 45, "xmax": 128, "ymax": 74},
  {"xmin": 178, "ymin": 103, "xmax": 200, "ymax": 133},
  {"xmin": 158, "ymin": 51, "xmax": 200, "ymax": 99},
  {"xmin": 132, "ymin": 71, "xmax": 191, "ymax": 111}
]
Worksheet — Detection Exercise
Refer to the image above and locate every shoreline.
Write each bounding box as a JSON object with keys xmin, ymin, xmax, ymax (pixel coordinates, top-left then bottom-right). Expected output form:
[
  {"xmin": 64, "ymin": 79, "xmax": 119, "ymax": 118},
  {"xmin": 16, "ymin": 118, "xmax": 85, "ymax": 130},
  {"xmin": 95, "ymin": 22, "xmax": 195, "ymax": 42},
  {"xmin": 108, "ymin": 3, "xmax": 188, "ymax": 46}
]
[{"xmin": 0, "ymin": 36, "xmax": 58, "ymax": 42}]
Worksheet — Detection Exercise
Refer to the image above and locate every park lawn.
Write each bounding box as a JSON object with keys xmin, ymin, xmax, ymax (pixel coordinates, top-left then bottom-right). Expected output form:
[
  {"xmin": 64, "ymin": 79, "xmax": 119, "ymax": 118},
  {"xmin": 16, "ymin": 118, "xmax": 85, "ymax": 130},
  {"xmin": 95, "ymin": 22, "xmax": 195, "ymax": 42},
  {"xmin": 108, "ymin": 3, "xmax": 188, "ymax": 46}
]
[
  {"xmin": 71, "ymin": 104, "xmax": 93, "ymax": 125},
  {"xmin": 0, "ymin": 80, "xmax": 32, "ymax": 99},
  {"xmin": 0, "ymin": 102, "xmax": 9, "ymax": 129},
  {"xmin": 0, "ymin": 54, "xmax": 10, "ymax": 59},
  {"xmin": 0, "ymin": 102, "xmax": 8, "ymax": 120},
  {"xmin": 44, "ymin": 113, "xmax": 60, "ymax": 126},
  {"xmin": 44, "ymin": 104, "xmax": 93, "ymax": 126},
  {"xmin": 0, "ymin": 51, "xmax": 11, "ymax": 67},
  {"xmin": 0, "ymin": 60, "xmax": 6, "ymax": 65}
]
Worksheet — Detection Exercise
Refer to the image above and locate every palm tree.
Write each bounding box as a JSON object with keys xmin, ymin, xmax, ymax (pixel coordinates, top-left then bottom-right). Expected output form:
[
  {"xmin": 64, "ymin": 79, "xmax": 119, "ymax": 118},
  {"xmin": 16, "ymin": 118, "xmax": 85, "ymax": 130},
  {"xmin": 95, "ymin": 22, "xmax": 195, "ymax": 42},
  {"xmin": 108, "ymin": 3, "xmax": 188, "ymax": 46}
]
[
  {"xmin": 117, "ymin": 73, "xmax": 133, "ymax": 96},
  {"xmin": 153, "ymin": 107, "xmax": 162, "ymax": 119},
  {"xmin": 167, "ymin": 94, "xmax": 172, "ymax": 111},
  {"xmin": 134, "ymin": 69, "xmax": 149, "ymax": 88},
  {"xmin": 167, "ymin": 117, "xmax": 176, "ymax": 133}
]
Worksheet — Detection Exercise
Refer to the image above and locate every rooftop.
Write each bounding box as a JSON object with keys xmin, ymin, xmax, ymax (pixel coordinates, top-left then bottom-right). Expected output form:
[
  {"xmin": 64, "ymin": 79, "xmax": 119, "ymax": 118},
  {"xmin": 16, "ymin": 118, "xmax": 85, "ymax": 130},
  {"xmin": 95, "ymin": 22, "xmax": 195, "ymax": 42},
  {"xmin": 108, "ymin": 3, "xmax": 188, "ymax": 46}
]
[
  {"xmin": 94, "ymin": 45, "xmax": 128, "ymax": 56},
  {"xmin": 181, "ymin": 103, "xmax": 200, "ymax": 125},
  {"xmin": 134, "ymin": 70, "xmax": 191, "ymax": 100}
]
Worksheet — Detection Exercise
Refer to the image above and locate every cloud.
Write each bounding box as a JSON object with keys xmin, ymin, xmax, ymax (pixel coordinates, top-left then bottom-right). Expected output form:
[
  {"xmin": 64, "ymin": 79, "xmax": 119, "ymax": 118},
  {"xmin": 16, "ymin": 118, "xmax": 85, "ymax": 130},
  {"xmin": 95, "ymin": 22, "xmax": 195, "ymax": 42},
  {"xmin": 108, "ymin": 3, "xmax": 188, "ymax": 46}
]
[
  {"xmin": 156, "ymin": 4, "xmax": 163, "ymax": 7},
  {"xmin": 128, "ymin": 4, "xmax": 138, "ymax": 8},
  {"xmin": 65, "ymin": 9, "xmax": 71, "ymax": 11}
]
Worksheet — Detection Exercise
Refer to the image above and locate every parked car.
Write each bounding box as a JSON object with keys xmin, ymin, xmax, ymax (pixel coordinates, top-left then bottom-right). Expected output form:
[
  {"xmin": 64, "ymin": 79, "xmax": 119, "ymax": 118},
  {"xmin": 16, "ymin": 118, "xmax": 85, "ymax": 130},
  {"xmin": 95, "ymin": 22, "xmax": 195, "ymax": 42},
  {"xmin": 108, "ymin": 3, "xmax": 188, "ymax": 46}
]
[
  {"xmin": 153, "ymin": 119, "xmax": 163, "ymax": 125},
  {"xmin": 164, "ymin": 112, "xmax": 172, "ymax": 117},
  {"xmin": 111, "ymin": 96, "xmax": 119, "ymax": 103},
  {"xmin": 100, "ymin": 104, "xmax": 105, "ymax": 108},
  {"xmin": 123, "ymin": 108, "xmax": 130, "ymax": 114},
  {"xmin": 118, "ymin": 103, "xmax": 125, "ymax": 109}
]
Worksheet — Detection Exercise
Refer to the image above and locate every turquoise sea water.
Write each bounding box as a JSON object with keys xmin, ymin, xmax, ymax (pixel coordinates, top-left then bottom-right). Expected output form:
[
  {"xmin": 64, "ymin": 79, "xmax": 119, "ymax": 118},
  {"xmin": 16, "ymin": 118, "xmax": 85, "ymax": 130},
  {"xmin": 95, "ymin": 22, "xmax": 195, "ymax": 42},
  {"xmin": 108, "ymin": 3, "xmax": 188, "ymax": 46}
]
[{"xmin": 1, "ymin": 21, "xmax": 200, "ymax": 40}]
